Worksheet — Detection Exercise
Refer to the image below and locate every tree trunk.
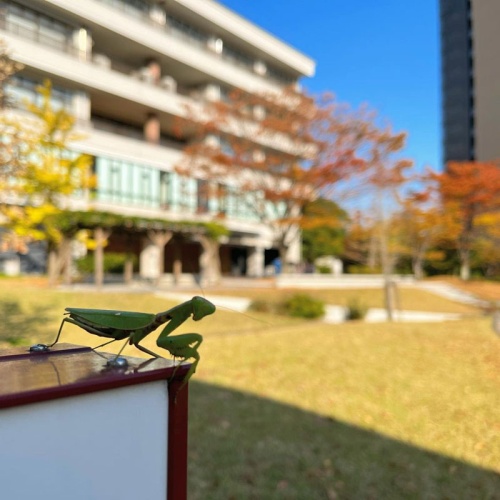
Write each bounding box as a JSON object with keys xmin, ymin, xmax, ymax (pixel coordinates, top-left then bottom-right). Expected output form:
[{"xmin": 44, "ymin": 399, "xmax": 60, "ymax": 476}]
[
  {"xmin": 147, "ymin": 230, "xmax": 173, "ymax": 287},
  {"xmin": 173, "ymin": 259, "xmax": 182, "ymax": 285},
  {"xmin": 460, "ymin": 259, "xmax": 471, "ymax": 281},
  {"xmin": 94, "ymin": 227, "xmax": 111, "ymax": 289},
  {"xmin": 199, "ymin": 235, "xmax": 221, "ymax": 286},
  {"xmin": 61, "ymin": 236, "xmax": 73, "ymax": 286},
  {"xmin": 412, "ymin": 252, "xmax": 424, "ymax": 280},
  {"xmin": 124, "ymin": 256, "xmax": 134, "ymax": 284},
  {"xmin": 459, "ymin": 246, "xmax": 471, "ymax": 281},
  {"xmin": 368, "ymin": 234, "xmax": 378, "ymax": 270},
  {"xmin": 383, "ymin": 278, "xmax": 396, "ymax": 322},
  {"xmin": 47, "ymin": 246, "xmax": 60, "ymax": 287},
  {"xmin": 278, "ymin": 244, "xmax": 288, "ymax": 274},
  {"xmin": 379, "ymin": 219, "xmax": 395, "ymax": 322}
]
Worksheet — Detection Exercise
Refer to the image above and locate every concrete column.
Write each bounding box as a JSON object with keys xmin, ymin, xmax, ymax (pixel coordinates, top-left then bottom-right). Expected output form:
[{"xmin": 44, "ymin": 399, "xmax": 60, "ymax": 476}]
[
  {"xmin": 207, "ymin": 36, "xmax": 223, "ymax": 55},
  {"xmin": 203, "ymin": 83, "xmax": 220, "ymax": 101},
  {"xmin": 247, "ymin": 246, "xmax": 265, "ymax": 277},
  {"xmin": 73, "ymin": 27, "xmax": 92, "ymax": 62},
  {"xmin": 139, "ymin": 242, "xmax": 160, "ymax": 280},
  {"xmin": 144, "ymin": 113, "xmax": 160, "ymax": 144},
  {"xmin": 254, "ymin": 60, "xmax": 267, "ymax": 76},
  {"xmin": 146, "ymin": 58, "xmax": 161, "ymax": 85},
  {"xmin": 72, "ymin": 91, "xmax": 91, "ymax": 123}
]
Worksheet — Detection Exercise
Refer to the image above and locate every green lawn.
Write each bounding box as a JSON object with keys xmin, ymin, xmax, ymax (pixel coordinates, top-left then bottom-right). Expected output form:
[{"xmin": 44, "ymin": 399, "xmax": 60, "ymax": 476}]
[{"xmin": 0, "ymin": 279, "xmax": 499, "ymax": 498}]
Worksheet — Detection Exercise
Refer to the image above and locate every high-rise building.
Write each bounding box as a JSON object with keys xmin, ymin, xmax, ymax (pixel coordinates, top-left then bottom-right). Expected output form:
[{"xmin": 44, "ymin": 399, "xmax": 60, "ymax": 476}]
[
  {"xmin": 440, "ymin": 0, "xmax": 500, "ymax": 164},
  {"xmin": 0, "ymin": 0, "xmax": 315, "ymax": 279}
]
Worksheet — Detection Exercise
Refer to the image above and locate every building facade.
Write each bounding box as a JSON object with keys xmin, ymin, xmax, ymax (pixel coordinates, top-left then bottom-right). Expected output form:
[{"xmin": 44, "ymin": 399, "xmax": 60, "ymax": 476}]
[
  {"xmin": 440, "ymin": 0, "xmax": 500, "ymax": 164},
  {"xmin": 0, "ymin": 0, "xmax": 315, "ymax": 278}
]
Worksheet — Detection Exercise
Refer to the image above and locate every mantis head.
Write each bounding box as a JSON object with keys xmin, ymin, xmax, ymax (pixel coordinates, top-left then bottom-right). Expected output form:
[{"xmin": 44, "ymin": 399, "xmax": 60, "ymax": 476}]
[{"xmin": 191, "ymin": 296, "xmax": 216, "ymax": 321}]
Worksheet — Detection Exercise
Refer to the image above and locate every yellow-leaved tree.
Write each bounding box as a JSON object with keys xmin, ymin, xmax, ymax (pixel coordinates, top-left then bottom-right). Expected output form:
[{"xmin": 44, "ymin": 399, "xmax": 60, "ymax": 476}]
[{"xmin": 0, "ymin": 80, "xmax": 94, "ymax": 284}]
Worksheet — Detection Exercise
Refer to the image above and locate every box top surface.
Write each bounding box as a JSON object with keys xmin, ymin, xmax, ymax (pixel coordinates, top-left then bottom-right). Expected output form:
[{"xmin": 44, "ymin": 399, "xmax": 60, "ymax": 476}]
[{"xmin": 0, "ymin": 344, "xmax": 186, "ymax": 409}]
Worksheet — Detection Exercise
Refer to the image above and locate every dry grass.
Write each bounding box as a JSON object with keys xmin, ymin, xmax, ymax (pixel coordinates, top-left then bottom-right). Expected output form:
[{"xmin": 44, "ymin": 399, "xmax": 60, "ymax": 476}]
[{"xmin": 0, "ymin": 278, "xmax": 499, "ymax": 498}]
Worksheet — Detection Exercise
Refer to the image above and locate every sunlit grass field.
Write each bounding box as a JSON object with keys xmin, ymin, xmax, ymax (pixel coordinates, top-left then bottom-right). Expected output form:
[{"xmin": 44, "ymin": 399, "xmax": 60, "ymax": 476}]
[{"xmin": 1, "ymin": 277, "xmax": 499, "ymax": 498}]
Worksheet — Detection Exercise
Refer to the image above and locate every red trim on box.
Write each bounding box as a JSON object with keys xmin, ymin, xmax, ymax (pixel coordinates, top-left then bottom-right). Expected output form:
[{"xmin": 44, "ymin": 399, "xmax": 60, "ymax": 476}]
[
  {"xmin": 167, "ymin": 379, "xmax": 189, "ymax": 500},
  {"xmin": 0, "ymin": 344, "xmax": 192, "ymax": 500},
  {"xmin": 0, "ymin": 344, "xmax": 92, "ymax": 363}
]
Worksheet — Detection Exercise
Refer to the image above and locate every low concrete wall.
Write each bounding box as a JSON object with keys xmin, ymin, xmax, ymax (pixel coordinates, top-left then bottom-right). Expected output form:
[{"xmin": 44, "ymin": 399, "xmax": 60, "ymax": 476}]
[{"xmin": 275, "ymin": 274, "xmax": 416, "ymax": 289}]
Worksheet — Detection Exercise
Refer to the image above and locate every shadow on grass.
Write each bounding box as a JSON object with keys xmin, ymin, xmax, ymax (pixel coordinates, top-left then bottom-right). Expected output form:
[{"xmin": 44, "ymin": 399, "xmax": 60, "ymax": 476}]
[
  {"xmin": 189, "ymin": 381, "xmax": 500, "ymax": 500},
  {"xmin": 0, "ymin": 300, "xmax": 56, "ymax": 346}
]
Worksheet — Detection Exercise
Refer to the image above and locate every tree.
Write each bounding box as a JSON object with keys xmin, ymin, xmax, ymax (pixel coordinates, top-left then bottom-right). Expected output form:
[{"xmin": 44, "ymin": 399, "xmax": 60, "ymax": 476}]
[
  {"xmin": 342, "ymin": 211, "xmax": 374, "ymax": 271},
  {"xmin": 394, "ymin": 189, "xmax": 447, "ymax": 279},
  {"xmin": 471, "ymin": 211, "xmax": 500, "ymax": 278},
  {"xmin": 0, "ymin": 38, "xmax": 23, "ymax": 109},
  {"xmin": 0, "ymin": 80, "xmax": 93, "ymax": 283},
  {"xmin": 177, "ymin": 86, "xmax": 375, "ymax": 268},
  {"xmin": 431, "ymin": 161, "xmax": 500, "ymax": 280},
  {"xmin": 341, "ymin": 125, "xmax": 414, "ymax": 320},
  {"xmin": 0, "ymin": 39, "xmax": 24, "ymax": 188},
  {"xmin": 302, "ymin": 198, "xmax": 348, "ymax": 264}
]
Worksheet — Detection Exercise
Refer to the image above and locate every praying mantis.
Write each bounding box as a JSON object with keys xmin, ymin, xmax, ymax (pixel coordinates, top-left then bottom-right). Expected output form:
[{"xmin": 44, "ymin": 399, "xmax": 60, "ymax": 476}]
[{"xmin": 30, "ymin": 296, "xmax": 216, "ymax": 383}]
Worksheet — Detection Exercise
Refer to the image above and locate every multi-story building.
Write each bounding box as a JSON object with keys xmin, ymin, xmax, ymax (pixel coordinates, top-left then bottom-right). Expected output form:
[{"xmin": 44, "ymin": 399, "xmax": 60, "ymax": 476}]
[
  {"xmin": 0, "ymin": 0, "xmax": 315, "ymax": 279},
  {"xmin": 440, "ymin": 0, "xmax": 500, "ymax": 164}
]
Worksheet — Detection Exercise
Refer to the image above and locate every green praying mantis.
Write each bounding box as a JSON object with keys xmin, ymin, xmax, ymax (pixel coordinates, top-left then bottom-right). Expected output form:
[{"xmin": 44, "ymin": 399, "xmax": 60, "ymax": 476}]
[{"xmin": 30, "ymin": 296, "xmax": 216, "ymax": 383}]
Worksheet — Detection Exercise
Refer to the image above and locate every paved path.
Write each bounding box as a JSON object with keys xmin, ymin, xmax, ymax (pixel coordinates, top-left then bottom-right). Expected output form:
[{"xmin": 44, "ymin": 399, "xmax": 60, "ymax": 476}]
[{"xmin": 413, "ymin": 282, "xmax": 489, "ymax": 308}]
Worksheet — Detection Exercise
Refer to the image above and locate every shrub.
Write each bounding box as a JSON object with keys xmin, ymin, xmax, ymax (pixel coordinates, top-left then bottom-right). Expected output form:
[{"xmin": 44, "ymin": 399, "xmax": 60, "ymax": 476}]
[
  {"xmin": 248, "ymin": 299, "xmax": 276, "ymax": 314},
  {"xmin": 249, "ymin": 294, "xmax": 325, "ymax": 319},
  {"xmin": 248, "ymin": 299, "xmax": 286, "ymax": 316},
  {"xmin": 347, "ymin": 265, "xmax": 382, "ymax": 274},
  {"xmin": 76, "ymin": 252, "xmax": 137, "ymax": 274},
  {"xmin": 316, "ymin": 265, "xmax": 332, "ymax": 274},
  {"xmin": 346, "ymin": 298, "xmax": 368, "ymax": 320},
  {"xmin": 283, "ymin": 293, "xmax": 325, "ymax": 319}
]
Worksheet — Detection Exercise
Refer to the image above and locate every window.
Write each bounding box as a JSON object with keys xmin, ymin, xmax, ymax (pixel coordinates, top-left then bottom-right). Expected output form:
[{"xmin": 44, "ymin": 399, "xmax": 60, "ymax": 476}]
[
  {"xmin": 197, "ymin": 179, "xmax": 210, "ymax": 213},
  {"xmin": 159, "ymin": 171, "xmax": 172, "ymax": 208}
]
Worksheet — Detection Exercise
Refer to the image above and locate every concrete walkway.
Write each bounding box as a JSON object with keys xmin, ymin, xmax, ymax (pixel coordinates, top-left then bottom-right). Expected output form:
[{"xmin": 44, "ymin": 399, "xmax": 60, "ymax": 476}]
[
  {"xmin": 322, "ymin": 305, "xmax": 463, "ymax": 324},
  {"xmin": 413, "ymin": 282, "xmax": 489, "ymax": 308}
]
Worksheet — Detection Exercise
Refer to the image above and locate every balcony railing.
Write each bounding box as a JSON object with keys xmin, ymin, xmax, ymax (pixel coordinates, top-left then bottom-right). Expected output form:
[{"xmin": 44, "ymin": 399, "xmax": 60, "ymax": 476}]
[
  {"xmin": 0, "ymin": 14, "xmax": 80, "ymax": 57},
  {"xmin": 91, "ymin": 0, "xmax": 295, "ymax": 87},
  {"xmin": 1, "ymin": 0, "xmax": 296, "ymax": 89}
]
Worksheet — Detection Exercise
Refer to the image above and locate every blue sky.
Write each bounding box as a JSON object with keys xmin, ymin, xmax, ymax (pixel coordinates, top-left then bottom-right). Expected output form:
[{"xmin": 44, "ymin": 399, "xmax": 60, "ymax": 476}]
[{"xmin": 219, "ymin": 0, "xmax": 441, "ymax": 174}]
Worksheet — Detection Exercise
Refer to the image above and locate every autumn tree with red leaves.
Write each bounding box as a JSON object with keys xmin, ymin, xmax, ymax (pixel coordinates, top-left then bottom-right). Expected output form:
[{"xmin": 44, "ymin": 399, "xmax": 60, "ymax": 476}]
[
  {"xmin": 432, "ymin": 161, "xmax": 500, "ymax": 280},
  {"xmin": 176, "ymin": 86, "xmax": 376, "ymax": 267}
]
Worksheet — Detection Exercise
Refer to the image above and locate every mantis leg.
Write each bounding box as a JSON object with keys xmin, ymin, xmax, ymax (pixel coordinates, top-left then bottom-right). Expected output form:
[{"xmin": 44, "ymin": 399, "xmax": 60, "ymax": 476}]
[
  {"xmin": 92, "ymin": 338, "xmax": 120, "ymax": 351},
  {"xmin": 130, "ymin": 301, "xmax": 193, "ymax": 346},
  {"xmin": 157, "ymin": 333, "xmax": 203, "ymax": 382},
  {"xmin": 114, "ymin": 337, "xmax": 130, "ymax": 358},
  {"xmin": 47, "ymin": 318, "xmax": 71, "ymax": 347},
  {"xmin": 133, "ymin": 342, "xmax": 163, "ymax": 359}
]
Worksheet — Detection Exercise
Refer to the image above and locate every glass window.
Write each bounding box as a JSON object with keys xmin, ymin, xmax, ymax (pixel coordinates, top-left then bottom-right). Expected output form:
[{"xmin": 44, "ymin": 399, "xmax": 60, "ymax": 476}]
[
  {"xmin": 3, "ymin": 1, "xmax": 73, "ymax": 54},
  {"xmin": 197, "ymin": 179, "xmax": 209, "ymax": 213}
]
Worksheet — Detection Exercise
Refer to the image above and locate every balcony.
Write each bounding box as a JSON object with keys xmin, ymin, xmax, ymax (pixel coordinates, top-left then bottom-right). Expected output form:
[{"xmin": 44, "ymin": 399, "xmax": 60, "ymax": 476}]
[
  {"xmin": 0, "ymin": 27, "xmax": 195, "ymax": 119},
  {"xmin": 92, "ymin": 0, "xmax": 299, "ymax": 86},
  {"xmin": 33, "ymin": 0, "xmax": 292, "ymax": 93}
]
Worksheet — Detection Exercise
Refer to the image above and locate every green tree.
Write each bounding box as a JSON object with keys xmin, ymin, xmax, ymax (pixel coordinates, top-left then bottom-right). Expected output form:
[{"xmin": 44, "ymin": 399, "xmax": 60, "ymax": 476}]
[{"xmin": 302, "ymin": 198, "xmax": 348, "ymax": 263}]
